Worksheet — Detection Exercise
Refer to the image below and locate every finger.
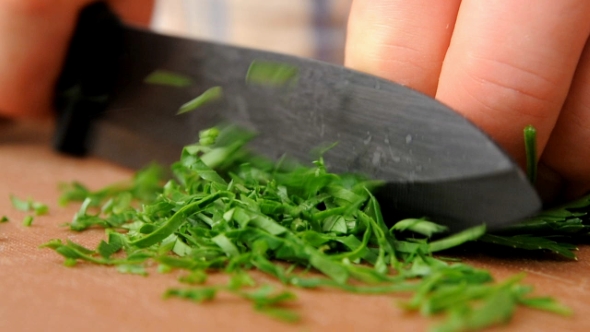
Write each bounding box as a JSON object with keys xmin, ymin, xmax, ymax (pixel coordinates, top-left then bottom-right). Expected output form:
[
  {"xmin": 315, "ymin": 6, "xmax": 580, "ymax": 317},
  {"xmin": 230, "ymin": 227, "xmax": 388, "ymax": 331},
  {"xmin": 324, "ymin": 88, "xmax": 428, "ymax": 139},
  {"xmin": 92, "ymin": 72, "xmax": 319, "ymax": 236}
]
[
  {"xmin": 345, "ymin": 0, "xmax": 461, "ymax": 96},
  {"xmin": 0, "ymin": 1, "xmax": 153, "ymax": 118},
  {"xmin": 108, "ymin": 0, "xmax": 154, "ymax": 26},
  {"xmin": 541, "ymin": 38, "xmax": 590, "ymax": 198},
  {"xmin": 436, "ymin": 0, "xmax": 590, "ymax": 168},
  {"xmin": 0, "ymin": 1, "xmax": 87, "ymax": 118}
]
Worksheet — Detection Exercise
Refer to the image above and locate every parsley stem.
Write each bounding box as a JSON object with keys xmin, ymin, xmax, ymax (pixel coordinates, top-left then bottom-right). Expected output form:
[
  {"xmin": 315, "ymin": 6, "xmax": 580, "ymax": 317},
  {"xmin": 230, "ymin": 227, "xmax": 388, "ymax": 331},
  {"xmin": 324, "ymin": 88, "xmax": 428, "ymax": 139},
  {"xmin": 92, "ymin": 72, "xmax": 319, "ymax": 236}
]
[{"xmin": 524, "ymin": 125, "xmax": 538, "ymax": 184}]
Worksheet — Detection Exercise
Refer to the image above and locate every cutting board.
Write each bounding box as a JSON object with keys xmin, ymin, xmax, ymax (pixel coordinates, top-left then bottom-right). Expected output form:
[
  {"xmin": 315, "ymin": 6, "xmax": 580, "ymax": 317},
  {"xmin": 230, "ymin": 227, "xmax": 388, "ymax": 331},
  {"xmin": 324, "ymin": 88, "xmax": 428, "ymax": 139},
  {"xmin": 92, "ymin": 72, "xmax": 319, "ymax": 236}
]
[{"xmin": 1, "ymin": 120, "xmax": 588, "ymax": 332}]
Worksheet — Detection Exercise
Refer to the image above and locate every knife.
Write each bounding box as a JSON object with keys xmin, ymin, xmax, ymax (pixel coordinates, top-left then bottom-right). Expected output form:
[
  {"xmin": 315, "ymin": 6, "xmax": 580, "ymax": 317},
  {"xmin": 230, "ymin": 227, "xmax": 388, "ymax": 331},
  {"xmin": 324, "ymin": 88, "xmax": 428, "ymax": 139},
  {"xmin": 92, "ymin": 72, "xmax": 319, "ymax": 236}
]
[{"xmin": 53, "ymin": 2, "xmax": 541, "ymax": 231}]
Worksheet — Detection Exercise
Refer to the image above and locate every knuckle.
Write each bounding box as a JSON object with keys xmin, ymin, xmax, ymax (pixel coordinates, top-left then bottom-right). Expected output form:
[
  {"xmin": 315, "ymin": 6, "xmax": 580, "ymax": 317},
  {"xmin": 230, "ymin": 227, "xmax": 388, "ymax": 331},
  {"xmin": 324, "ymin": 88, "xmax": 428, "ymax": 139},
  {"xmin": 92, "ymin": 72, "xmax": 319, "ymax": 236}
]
[{"xmin": 461, "ymin": 55, "xmax": 564, "ymax": 120}]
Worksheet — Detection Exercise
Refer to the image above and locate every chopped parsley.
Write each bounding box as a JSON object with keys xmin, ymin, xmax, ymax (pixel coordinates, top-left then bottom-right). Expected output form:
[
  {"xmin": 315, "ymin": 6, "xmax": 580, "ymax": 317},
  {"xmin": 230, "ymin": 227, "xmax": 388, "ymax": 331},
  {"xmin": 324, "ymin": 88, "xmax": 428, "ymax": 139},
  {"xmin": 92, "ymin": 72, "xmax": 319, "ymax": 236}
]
[
  {"xmin": 177, "ymin": 86, "xmax": 223, "ymax": 114},
  {"xmin": 10, "ymin": 195, "xmax": 49, "ymax": 216},
  {"xmin": 144, "ymin": 70, "xmax": 193, "ymax": 87},
  {"xmin": 246, "ymin": 60, "xmax": 299, "ymax": 87},
  {"xmin": 41, "ymin": 125, "xmax": 582, "ymax": 331},
  {"xmin": 22, "ymin": 215, "xmax": 34, "ymax": 227}
]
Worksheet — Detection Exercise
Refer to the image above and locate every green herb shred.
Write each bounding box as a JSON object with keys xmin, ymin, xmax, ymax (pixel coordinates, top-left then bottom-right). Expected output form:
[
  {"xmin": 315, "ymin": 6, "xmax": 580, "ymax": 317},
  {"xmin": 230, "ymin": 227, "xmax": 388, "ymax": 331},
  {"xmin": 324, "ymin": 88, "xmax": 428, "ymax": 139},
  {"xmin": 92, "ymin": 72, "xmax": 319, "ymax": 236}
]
[
  {"xmin": 41, "ymin": 124, "xmax": 585, "ymax": 331},
  {"xmin": 177, "ymin": 86, "xmax": 223, "ymax": 115},
  {"xmin": 22, "ymin": 215, "xmax": 34, "ymax": 227},
  {"xmin": 144, "ymin": 70, "xmax": 193, "ymax": 87},
  {"xmin": 10, "ymin": 195, "xmax": 48, "ymax": 215},
  {"xmin": 246, "ymin": 60, "xmax": 299, "ymax": 87},
  {"xmin": 10, "ymin": 195, "xmax": 31, "ymax": 211}
]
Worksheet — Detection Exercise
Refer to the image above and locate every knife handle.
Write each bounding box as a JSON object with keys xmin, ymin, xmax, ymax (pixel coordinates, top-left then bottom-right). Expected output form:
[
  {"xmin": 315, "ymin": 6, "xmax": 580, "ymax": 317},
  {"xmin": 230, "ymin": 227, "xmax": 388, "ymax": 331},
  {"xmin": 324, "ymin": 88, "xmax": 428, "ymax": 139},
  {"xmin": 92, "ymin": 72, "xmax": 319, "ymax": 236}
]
[{"xmin": 53, "ymin": 2, "xmax": 122, "ymax": 156}]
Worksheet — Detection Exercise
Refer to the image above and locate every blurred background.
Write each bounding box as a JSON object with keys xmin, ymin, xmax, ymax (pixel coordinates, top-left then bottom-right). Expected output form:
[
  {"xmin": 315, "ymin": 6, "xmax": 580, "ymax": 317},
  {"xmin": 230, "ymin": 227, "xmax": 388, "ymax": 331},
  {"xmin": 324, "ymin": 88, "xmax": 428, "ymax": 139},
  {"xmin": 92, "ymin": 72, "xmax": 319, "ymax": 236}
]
[{"xmin": 151, "ymin": 0, "xmax": 352, "ymax": 64}]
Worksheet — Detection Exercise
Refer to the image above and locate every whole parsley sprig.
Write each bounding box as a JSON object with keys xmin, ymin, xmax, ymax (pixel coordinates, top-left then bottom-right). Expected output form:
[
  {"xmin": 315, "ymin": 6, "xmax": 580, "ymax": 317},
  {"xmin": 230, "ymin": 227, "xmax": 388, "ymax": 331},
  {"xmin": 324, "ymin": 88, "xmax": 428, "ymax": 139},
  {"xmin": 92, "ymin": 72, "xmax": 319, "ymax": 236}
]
[{"xmin": 476, "ymin": 125, "xmax": 590, "ymax": 259}]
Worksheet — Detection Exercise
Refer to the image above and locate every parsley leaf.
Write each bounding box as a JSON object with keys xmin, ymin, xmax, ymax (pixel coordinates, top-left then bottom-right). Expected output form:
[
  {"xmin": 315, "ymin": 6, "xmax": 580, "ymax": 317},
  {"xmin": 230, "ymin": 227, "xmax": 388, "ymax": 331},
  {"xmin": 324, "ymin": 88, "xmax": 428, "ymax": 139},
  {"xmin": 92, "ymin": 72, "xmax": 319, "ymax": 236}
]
[
  {"xmin": 144, "ymin": 70, "xmax": 193, "ymax": 87},
  {"xmin": 177, "ymin": 86, "xmax": 223, "ymax": 114},
  {"xmin": 22, "ymin": 215, "xmax": 34, "ymax": 227},
  {"xmin": 246, "ymin": 60, "xmax": 299, "ymax": 87},
  {"xmin": 10, "ymin": 195, "xmax": 48, "ymax": 215}
]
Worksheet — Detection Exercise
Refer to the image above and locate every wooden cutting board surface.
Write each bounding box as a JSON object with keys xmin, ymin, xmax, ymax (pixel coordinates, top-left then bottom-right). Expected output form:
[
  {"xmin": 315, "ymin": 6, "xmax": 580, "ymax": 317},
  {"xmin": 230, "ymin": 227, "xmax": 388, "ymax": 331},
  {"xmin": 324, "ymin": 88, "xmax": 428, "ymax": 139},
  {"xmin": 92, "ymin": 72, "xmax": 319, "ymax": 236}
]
[{"xmin": 1, "ymin": 120, "xmax": 588, "ymax": 332}]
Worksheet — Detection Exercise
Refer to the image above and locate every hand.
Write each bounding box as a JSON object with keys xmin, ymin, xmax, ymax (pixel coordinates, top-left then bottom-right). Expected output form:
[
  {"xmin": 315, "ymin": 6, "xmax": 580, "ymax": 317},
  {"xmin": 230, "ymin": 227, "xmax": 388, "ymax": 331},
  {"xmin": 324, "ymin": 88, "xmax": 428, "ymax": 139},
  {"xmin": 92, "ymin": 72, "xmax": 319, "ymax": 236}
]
[
  {"xmin": 0, "ymin": 0, "xmax": 153, "ymax": 119},
  {"xmin": 345, "ymin": 0, "xmax": 590, "ymax": 202}
]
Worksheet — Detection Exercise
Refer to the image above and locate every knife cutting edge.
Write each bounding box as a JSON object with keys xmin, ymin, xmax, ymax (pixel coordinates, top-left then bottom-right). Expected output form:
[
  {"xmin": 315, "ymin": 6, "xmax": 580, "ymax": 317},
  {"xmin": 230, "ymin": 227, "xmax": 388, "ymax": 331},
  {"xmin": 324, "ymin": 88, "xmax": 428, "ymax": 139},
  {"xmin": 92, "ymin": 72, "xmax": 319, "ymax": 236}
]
[{"xmin": 53, "ymin": 2, "xmax": 541, "ymax": 231}]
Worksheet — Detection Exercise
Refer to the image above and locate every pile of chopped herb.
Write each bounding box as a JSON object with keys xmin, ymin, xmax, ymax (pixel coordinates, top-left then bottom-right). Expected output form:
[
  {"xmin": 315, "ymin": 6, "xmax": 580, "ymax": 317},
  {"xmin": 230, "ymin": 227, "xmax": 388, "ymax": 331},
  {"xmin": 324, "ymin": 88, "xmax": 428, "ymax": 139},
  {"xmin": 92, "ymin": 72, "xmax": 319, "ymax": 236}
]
[{"xmin": 40, "ymin": 125, "xmax": 584, "ymax": 332}]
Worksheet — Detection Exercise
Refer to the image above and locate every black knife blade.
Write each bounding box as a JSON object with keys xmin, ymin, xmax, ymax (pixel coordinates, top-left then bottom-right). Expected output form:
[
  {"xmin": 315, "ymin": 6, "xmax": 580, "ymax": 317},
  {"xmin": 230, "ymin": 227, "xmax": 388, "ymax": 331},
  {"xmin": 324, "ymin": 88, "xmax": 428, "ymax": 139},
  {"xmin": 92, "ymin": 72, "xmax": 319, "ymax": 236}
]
[{"xmin": 54, "ymin": 3, "xmax": 541, "ymax": 230}]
